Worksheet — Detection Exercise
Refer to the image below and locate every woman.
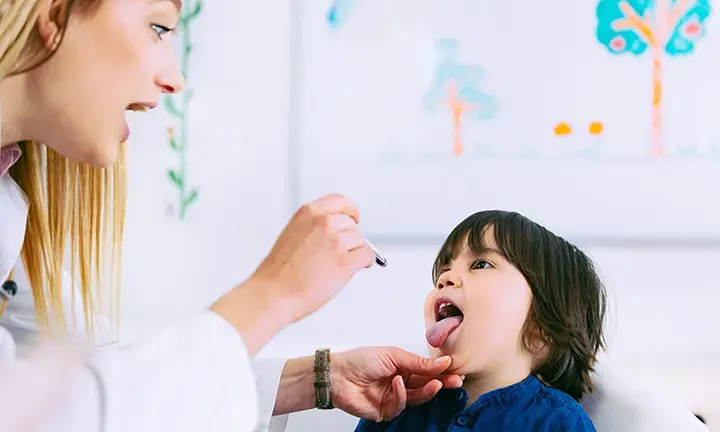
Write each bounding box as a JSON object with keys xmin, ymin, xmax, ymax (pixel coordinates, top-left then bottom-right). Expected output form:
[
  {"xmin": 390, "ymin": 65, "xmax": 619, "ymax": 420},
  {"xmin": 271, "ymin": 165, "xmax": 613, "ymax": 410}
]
[{"xmin": 0, "ymin": 0, "xmax": 463, "ymax": 431}]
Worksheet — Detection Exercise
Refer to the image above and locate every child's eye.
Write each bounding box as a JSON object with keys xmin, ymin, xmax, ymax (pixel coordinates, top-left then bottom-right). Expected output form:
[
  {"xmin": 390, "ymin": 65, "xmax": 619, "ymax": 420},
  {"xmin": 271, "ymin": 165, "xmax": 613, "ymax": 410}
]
[
  {"xmin": 151, "ymin": 24, "xmax": 173, "ymax": 40},
  {"xmin": 471, "ymin": 259, "xmax": 492, "ymax": 270}
]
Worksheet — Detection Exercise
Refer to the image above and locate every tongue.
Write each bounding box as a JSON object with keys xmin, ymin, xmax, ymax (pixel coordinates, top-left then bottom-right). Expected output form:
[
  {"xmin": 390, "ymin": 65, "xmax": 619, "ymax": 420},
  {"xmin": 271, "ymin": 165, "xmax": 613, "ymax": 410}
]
[{"xmin": 426, "ymin": 317, "xmax": 462, "ymax": 348}]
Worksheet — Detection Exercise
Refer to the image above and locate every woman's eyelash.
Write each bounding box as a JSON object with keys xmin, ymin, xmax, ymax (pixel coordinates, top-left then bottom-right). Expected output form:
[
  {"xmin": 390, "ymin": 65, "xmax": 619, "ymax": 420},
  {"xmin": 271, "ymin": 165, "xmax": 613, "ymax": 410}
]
[{"xmin": 151, "ymin": 24, "xmax": 174, "ymax": 40}]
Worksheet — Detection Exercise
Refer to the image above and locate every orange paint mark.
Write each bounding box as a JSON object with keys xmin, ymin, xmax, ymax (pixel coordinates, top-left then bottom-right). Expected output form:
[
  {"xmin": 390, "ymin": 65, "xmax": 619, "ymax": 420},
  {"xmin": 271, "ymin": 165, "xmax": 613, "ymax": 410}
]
[
  {"xmin": 554, "ymin": 122, "xmax": 572, "ymax": 136},
  {"xmin": 650, "ymin": 45, "xmax": 663, "ymax": 157},
  {"xmin": 447, "ymin": 82, "xmax": 477, "ymax": 156},
  {"xmin": 588, "ymin": 122, "xmax": 604, "ymax": 135}
]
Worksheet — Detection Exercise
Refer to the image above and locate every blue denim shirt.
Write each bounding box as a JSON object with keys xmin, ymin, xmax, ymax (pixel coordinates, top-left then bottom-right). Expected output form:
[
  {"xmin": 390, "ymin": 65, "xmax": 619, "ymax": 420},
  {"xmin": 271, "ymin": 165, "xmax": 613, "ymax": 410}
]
[{"xmin": 355, "ymin": 374, "xmax": 596, "ymax": 432}]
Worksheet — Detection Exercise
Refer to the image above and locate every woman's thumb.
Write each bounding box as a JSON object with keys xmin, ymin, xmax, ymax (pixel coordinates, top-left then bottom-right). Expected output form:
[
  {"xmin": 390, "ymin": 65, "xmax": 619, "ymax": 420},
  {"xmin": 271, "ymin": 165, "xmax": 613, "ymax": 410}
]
[{"xmin": 392, "ymin": 348, "xmax": 452, "ymax": 374}]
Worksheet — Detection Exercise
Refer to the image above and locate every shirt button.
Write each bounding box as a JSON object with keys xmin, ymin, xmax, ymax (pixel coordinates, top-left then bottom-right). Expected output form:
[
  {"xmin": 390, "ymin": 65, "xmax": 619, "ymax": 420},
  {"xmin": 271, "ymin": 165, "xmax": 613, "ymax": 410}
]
[{"xmin": 456, "ymin": 415, "xmax": 469, "ymax": 426}]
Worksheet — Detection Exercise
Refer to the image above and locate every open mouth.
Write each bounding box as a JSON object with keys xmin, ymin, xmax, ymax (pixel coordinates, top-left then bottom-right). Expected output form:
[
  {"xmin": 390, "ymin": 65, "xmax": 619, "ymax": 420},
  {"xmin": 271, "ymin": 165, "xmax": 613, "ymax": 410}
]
[
  {"xmin": 435, "ymin": 299, "xmax": 464, "ymax": 322},
  {"xmin": 126, "ymin": 103, "xmax": 148, "ymax": 112},
  {"xmin": 426, "ymin": 297, "xmax": 464, "ymax": 348}
]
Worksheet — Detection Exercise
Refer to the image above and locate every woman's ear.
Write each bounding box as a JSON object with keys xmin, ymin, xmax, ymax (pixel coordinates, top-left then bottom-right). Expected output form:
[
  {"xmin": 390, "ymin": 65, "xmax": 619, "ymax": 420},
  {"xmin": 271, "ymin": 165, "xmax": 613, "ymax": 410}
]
[{"xmin": 34, "ymin": 0, "xmax": 70, "ymax": 50}]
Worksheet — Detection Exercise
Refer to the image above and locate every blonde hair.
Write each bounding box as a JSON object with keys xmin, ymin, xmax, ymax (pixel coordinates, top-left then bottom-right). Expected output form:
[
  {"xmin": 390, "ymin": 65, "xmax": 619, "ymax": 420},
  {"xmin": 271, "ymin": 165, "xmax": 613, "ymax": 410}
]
[{"xmin": 1, "ymin": 0, "xmax": 124, "ymax": 341}]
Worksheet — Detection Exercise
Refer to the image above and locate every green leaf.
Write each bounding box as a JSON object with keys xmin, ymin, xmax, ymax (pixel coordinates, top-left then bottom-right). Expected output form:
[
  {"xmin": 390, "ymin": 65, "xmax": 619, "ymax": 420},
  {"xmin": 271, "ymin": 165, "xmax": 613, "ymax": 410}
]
[
  {"xmin": 168, "ymin": 134, "xmax": 178, "ymax": 150},
  {"xmin": 187, "ymin": 2, "xmax": 203, "ymax": 20},
  {"xmin": 163, "ymin": 96, "xmax": 182, "ymax": 117},
  {"xmin": 183, "ymin": 189, "xmax": 199, "ymax": 207},
  {"xmin": 168, "ymin": 169, "xmax": 184, "ymax": 187},
  {"xmin": 183, "ymin": 89, "xmax": 194, "ymax": 102},
  {"xmin": 185, "ymin": 44, "xmax": 192, "ymax": 56}
]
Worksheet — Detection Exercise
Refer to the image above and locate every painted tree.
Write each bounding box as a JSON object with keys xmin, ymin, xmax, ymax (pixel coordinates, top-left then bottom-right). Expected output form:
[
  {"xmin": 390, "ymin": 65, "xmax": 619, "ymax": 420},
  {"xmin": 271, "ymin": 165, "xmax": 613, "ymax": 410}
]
[
  {"xmin": 596, "ymin": 0, "xmax": 711, "ymax": 157},
  {"xmin": 424, "ymin": 39, "xmax": 498, "ymax": 156},
  {"xmin": 164, "ymin": 0, "xmax": 202, "ymax": 220}
]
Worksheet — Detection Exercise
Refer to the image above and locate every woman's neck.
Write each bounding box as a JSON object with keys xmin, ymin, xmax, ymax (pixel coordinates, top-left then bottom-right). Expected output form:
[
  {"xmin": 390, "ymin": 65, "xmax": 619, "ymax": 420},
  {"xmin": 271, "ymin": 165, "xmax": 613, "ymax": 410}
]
[{"xmin": 0, "ymin": 73, "xmax": 35, "ymax": 147}]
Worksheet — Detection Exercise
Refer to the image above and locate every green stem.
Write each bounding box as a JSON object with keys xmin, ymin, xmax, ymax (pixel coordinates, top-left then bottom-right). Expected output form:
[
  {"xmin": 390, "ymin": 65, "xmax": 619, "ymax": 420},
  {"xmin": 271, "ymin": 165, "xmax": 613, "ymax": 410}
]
[{"xmin": 179, "ymin": 9, "xmax": 191, "ymax": 220}]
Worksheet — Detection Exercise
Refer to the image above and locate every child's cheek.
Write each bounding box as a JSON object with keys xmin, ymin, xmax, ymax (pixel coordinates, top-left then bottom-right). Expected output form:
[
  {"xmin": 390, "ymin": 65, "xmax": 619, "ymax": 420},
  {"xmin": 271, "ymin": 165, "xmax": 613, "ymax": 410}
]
[{"xmin": 423, "ymin": 292, "xmax": 436, "ymax": 323}]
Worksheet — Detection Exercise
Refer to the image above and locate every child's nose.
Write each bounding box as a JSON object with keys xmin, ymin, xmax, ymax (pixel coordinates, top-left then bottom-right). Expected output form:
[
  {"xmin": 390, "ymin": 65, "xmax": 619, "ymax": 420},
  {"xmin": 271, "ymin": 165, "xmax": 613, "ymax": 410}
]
[{"xmin": 436, "ymin": 272, "xmax": 462, "ymax": 290}]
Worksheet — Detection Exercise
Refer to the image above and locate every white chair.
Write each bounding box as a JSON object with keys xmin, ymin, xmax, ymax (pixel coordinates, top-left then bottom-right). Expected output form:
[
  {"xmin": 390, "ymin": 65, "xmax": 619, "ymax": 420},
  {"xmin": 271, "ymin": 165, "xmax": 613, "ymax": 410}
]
[{"xmin": 581, "ymin": 361, "xmax": 709, "ymax": 431}]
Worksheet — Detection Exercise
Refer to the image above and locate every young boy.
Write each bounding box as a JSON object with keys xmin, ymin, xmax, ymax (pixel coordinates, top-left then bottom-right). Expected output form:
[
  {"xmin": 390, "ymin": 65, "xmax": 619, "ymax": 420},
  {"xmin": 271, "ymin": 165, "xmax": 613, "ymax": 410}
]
[{"xmin": 356, "ymin": 210, "xmax": 606, "ymax": 431}]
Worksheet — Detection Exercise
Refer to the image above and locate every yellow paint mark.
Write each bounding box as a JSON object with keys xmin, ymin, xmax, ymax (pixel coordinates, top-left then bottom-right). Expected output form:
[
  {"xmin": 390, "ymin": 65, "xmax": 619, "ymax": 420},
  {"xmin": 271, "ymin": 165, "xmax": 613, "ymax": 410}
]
[
  {"xmin": 589, "ymin": 122, "xmax": 604, "ymax": 135},
  {"xmin": 554, "ymin": 122, "xmax": 572, "ymax": 136}
]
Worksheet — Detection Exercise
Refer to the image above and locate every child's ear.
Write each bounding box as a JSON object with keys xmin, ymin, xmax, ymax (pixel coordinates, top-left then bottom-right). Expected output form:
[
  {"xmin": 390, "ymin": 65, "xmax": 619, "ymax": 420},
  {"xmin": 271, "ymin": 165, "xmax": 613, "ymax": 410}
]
[{"xmin": 528, "ymin": 326, "xmax": 551, "ymax": 357}]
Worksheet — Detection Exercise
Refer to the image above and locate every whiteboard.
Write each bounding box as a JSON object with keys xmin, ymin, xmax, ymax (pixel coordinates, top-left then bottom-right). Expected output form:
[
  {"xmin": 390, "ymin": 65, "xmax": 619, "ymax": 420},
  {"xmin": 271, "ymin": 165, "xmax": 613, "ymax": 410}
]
[{"xmin": 292, "ymin": 0, "xmax": 720, "ymax": 241}]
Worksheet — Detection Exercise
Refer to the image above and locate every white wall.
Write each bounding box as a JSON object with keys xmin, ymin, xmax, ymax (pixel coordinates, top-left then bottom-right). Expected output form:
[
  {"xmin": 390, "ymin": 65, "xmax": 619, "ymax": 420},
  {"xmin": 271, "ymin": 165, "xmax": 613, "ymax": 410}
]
[{"xmin": 119, "ymin": 1, "xmax": 719, "ymax": 430}]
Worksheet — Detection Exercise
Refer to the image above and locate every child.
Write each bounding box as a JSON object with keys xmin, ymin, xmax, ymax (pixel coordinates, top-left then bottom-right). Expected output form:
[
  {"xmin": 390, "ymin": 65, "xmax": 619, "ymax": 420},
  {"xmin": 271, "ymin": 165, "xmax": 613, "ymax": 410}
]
[{"xmin": 356, "ymin": 210, "xmax": 606, "ymax": 431}]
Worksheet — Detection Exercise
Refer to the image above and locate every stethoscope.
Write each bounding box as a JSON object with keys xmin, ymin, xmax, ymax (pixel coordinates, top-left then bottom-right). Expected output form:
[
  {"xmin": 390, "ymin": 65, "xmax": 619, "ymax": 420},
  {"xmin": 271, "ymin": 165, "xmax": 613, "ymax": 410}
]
[{"xmin": 0, "ymin": 273, "xmax": 17, "ymax": 318}]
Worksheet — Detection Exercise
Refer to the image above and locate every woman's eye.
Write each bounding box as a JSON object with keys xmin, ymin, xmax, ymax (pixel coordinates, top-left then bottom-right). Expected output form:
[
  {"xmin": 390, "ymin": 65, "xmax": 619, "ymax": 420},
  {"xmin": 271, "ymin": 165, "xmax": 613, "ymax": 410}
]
[
  {"xmin": 472, "ymin": 259, "xmax": 492, "ymax": 270},
  {"xmin": 151, "ymin": 24, "xmax": 173, "ymax": 40}
]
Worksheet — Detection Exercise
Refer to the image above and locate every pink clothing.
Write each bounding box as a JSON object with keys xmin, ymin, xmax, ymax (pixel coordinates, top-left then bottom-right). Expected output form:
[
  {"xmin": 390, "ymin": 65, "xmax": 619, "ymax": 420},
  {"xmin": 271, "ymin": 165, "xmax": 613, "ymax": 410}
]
[{"xmin": 0, "ymin": 144, "xmax": 20, "ymax": 177}]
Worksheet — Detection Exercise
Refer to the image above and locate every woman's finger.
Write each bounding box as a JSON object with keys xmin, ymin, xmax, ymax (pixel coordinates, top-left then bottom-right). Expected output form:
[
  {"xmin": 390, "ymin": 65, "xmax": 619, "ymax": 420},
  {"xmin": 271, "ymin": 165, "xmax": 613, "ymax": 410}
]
[
  {"xmin": 335, "ymin": 228, "xmax": 374, "ymax": 271},
  {"xmin": 406, "ymin": 379, "xmax": 443, "ymax": 406},
  {"xmin": 336, "ymin": 228, "xmax": 366, "ymax": 252},
  {"xmin": 383, "ymin": 375, "xmax": 407, "ymax": 422},
  {"xmin": 406, "ymin": 374, "xmax": 433, "ymax": 388},
  {"xmin": 439, "ymin": 374, "xmax": 464, "ymax": 388},
  {"xmin": 306, "ymin": 194, "xmax": 360, "ymax": 222},
  {"xmin": 342, "ymin": 244, "xmax": 375, "ymax": 273},
  {"xmin": 317, "ymin": 213, "xmax": 357, "ymax": 234},
  {"xmin": 406, "ymin": 373, "xmax": 463, "ymax": 389}
]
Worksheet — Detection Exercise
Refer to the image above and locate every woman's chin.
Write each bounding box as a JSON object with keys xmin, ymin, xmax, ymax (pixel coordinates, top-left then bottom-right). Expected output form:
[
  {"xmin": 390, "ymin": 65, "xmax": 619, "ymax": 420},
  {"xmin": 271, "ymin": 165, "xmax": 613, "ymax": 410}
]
[{"xmin": 82, "ymin": 143, "xmax": 122, "ymax": 168}]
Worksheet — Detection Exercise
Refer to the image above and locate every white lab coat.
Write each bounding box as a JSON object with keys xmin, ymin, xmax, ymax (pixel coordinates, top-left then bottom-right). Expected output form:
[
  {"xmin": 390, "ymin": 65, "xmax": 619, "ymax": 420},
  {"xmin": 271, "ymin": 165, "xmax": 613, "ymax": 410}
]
[{"xmin": 0, "ymin": 169, "xmax": 291, "ymax": 431}]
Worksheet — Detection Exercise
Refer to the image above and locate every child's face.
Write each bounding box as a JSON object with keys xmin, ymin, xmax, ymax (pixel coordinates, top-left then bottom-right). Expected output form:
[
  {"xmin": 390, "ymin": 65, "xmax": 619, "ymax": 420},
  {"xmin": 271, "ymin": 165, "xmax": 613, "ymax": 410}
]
[{"xmin": 424, "ymin": 229, "xmax": 534, "ymax": 376}]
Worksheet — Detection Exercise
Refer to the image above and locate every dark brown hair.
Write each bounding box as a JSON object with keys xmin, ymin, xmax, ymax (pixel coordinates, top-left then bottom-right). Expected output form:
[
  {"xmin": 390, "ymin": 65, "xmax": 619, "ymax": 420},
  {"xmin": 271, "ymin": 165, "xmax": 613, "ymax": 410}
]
[{"xmin": 432, "ymin": 210, "xmax": 607, "ymax": 401}]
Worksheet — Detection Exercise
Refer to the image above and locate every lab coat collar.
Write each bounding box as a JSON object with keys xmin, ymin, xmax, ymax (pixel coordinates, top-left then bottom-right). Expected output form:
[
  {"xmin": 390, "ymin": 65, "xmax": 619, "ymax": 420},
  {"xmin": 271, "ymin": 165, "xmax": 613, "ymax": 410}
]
[{"xmin": 0, "ymin": 172, "xmax": 29, "ymax": 284}]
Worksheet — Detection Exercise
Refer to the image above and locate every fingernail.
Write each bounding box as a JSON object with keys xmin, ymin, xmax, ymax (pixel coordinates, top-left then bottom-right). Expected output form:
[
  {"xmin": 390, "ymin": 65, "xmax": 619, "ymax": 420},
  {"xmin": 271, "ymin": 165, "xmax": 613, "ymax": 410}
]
[
  {"xmin": 460, "ymin": 375, "xmax": 465, "ymax": 380},
  {"xmin": 434, "ymin": 355, "xmax": 450, "ymax": 364}
]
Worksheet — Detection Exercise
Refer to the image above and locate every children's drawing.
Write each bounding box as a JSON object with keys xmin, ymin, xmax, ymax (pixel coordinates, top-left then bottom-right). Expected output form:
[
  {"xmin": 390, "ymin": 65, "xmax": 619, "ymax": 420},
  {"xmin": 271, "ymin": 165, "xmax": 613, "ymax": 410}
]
[
  {"xmin": 550, "ymin": 121, "xmax": 605, "ymax": 159},
  {"xmin": 553, "ymin": 121, "xmax": 605, "ymax": 137},
  {"xmin": 164, "ymin": 0, "xmax": 202, "ymax": 221},
  {"xmin": 596, "ymin": 0, "xmax": 711, "ymax": 158},
  {"xmin": 327, "ymin": 0, "xmax": 358, "ymax": 29},
  {"xmin": 424, "ymin": 39, "xmax": 498, "ymax": 156}
]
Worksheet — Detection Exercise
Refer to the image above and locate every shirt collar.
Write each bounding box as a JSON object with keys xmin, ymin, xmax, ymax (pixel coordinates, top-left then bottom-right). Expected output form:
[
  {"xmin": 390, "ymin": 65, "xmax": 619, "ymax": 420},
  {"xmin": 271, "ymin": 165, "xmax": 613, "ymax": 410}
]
[
  {"xmin": 0, "ymin": 144, "xmax": 21, "ymax": 177},
  {"xmin": 0, "ymin": 147, "xmax": 28, "ymax": 283},
  {"xmin": 437, "ymin": 373, "xmax": 541, "ymax": 414}
]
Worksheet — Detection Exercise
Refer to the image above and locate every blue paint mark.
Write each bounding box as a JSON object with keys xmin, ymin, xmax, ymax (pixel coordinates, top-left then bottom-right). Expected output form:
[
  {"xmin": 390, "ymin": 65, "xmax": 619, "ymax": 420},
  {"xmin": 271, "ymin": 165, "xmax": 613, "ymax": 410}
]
[
  {"xmin": 327, "ymin": 0, "xmax": 358, "ymax": 29},
  {"xmin": 666, "ymin": 0, "xmax": 711, "ymax": 56},
  {"xmin": 596, "ymin": 0, "xmax": 711, "ymax": 56}
]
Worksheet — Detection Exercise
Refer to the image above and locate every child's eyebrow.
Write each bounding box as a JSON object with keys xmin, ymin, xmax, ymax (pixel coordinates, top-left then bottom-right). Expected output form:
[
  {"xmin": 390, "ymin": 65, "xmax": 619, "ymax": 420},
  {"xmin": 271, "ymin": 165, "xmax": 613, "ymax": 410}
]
[
  {"xmin": 468, "ymin": 244, "xmax": 501, "ymax": 255},
  {"xmin": 468, "ymin": 246, "xmax": 507, "ymax": 261}
]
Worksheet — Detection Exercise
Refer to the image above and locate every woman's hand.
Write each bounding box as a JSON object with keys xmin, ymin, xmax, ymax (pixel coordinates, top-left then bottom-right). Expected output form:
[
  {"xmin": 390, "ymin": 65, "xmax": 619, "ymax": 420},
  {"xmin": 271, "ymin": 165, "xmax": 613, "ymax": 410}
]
[
  {"xmin": 211, "ymin": 194, "xmax": 376, "ymax": 355},
  {"xmin": 329, "ymin": 347, "xmax": 464, "ymax": 422},
  {"xmin": 250, "ymin": 193, "xmax": 376, "ymax": 322}
]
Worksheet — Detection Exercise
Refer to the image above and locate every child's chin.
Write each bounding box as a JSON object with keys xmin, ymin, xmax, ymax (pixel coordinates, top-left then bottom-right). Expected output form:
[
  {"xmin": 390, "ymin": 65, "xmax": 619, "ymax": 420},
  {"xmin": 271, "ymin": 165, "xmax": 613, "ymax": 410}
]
[{"xmin": 429, "ymin": 332, "xmax": 464, "ymax": 356}]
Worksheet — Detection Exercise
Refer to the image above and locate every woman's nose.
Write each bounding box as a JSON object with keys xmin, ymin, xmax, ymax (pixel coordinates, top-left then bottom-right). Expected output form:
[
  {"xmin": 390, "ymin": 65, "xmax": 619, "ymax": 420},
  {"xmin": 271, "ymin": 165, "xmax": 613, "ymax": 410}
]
[{"xmin": 155, "ymin": 66, "xmax": 185, "ymax": 94}]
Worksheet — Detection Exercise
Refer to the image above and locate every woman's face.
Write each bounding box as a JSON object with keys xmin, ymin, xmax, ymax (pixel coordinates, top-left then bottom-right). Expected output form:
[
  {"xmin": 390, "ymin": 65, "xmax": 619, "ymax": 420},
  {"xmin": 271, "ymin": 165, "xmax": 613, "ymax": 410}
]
[{"xmin": 25, "ymin": 0, "xmax": 184, "ymax": 166}]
